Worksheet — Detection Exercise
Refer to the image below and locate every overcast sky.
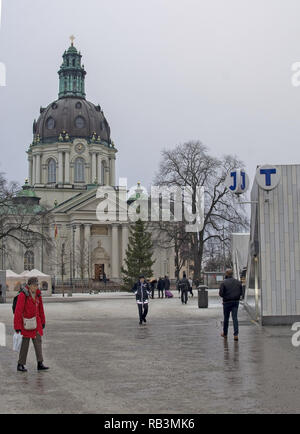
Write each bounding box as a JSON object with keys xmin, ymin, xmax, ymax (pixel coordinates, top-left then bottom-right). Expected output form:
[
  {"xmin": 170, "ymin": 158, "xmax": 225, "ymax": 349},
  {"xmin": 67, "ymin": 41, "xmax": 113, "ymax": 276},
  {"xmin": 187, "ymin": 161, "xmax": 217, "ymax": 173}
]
[{"xmin": 1, "ymin": 0, "xmax": 300, "ymax": 193}]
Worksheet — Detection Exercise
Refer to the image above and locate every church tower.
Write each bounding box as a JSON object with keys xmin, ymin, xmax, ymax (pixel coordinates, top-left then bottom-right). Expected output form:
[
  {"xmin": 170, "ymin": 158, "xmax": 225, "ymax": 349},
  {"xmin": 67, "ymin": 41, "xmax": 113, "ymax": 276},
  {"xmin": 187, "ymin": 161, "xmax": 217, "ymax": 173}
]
[
  {"xmin": 27, "ymin": 37, "xmax": 117, "ymax": 208},
  {"xmin": 58, "ymin": 36, "xmax": 86, "ymax": 99}
]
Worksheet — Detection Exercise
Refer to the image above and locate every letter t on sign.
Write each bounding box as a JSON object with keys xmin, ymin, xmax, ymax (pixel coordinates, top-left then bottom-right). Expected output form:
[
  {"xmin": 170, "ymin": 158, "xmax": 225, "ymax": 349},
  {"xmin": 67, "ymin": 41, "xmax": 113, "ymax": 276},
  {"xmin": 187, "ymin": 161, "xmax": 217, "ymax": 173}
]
[{"xmin": 259, "ymin": 168, "xmax": 277, "ymax": 187}]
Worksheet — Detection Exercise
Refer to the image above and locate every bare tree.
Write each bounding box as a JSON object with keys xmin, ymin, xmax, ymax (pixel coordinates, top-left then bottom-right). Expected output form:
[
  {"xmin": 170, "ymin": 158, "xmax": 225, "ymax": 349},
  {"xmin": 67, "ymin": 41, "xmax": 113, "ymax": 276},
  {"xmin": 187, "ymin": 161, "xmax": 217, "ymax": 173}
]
[
  {"xmin": 151, "ymin": 221, "xmax": 190, "ymax": 279},
  {"xmin": 154, "ymin": 141, "xmax": 248, "ymax": 280},
  {"xmin": 75, "ymin": 241, "xmax": 91, "ymax": 288},
  {"xmin": 0, "ymin": 173, "xmax": 52, "ymax": 254}
]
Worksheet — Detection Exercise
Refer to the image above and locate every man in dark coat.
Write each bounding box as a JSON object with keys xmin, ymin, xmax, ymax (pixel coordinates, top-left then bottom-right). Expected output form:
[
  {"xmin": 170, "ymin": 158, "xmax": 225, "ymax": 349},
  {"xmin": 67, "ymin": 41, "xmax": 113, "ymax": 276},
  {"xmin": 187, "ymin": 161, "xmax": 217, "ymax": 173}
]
[
  {"xmin": 164, "ymin": 276, "xmax": 170, "ymax": 294},
  {"xmin": 179, "ymin": 272, "xmax": 190, "ymax": 304},
  {"xmin": 132, "ymin": 275, "xmax": 151, "ymax": 325},
  {"xmin": 219, "ymin": 269, "xmax": 243, "ymax": 341},
  {"xmin": 150, "ymin": 280, "xmax": 157, "ymax": 299},
  {"xmin": 157, "ymin": 277, "xmax": 165, "ymax": 298}
]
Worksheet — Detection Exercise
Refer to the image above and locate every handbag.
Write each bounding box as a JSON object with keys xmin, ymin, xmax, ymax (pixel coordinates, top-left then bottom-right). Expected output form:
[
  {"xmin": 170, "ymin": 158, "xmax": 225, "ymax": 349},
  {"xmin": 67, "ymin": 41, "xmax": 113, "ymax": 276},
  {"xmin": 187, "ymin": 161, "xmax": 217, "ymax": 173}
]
[{"xmin": 23, "ymin": 317, "xmax": 37, "ymax": 330}]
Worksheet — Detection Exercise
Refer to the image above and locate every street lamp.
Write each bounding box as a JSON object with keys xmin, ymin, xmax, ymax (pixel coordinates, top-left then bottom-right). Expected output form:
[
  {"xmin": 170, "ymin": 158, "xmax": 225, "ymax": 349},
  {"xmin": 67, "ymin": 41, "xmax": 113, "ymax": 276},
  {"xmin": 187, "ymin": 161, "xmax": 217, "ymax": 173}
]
[{"xmin": 72, "ymin": 225, "xmax": 76, "ymax": 293}]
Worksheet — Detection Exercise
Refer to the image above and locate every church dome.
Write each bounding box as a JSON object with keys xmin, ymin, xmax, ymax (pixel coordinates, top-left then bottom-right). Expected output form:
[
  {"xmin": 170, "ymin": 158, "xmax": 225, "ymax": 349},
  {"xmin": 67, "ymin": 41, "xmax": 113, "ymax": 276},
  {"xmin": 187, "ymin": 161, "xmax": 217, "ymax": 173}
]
[
  {"xmin": 32, "ymin": 39, "xmax": 112, "ymax": 146},
  {"xmin": 34, "ymin": 97, "xmax": 111, "ymax": 144}
]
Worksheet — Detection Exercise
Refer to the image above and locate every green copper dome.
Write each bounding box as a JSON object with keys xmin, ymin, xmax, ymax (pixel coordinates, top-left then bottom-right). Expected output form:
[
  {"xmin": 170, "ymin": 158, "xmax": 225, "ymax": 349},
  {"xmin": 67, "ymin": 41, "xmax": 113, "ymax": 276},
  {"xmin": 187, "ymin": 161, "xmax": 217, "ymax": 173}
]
[{"xmin": 16, "ymin": 183, "xmax": 38, "ymax": 198}]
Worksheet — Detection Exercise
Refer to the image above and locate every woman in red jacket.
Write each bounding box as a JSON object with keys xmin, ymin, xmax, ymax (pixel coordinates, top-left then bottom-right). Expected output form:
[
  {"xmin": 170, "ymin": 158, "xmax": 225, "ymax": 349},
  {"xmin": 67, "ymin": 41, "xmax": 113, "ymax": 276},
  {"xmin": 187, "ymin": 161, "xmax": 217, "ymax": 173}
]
[{"xmin": 14, "ymin": 277, "xmax": 49, "ymax": 372}]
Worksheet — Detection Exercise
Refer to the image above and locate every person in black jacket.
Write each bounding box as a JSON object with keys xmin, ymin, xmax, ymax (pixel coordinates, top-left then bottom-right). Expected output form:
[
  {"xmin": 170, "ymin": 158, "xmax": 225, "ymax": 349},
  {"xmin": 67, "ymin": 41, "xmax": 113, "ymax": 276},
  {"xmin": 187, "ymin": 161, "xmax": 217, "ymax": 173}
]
[
  {"xmin": 150, "ymin": 279, "xmax": 157, "ymax": 299},
  {"xmin": 164, "ymin": 276, "xmax": 170, "ymax": 292},
  {"xmin": 132, "ymin": 275, "xmax": 151, "ymax": 325},
  {"xmin": 157, "ymin": 277, "xmax": 165, "ymax": 298},
  {"xmin": 179, "ymin": 272, "xmax": 190, "ymax": 304},
  {"xmin": 219, "ymin": 269, "xmax": 243, "ymax": 341}
]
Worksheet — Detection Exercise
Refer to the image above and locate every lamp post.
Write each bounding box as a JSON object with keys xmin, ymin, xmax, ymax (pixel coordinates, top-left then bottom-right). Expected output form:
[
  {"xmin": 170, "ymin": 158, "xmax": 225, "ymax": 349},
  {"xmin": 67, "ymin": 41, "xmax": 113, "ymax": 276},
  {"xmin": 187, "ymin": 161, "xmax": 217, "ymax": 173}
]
[
  {"xmin": 72, "ymin": 225, "xmax": 76, "ymax": 293},
  {"xmin": 1, "ymin": 241, "xmax": 5, "ymax": 270},
  {"xmin": 41, "ymin": 216, "xmax": 44, "ymax": 273}
]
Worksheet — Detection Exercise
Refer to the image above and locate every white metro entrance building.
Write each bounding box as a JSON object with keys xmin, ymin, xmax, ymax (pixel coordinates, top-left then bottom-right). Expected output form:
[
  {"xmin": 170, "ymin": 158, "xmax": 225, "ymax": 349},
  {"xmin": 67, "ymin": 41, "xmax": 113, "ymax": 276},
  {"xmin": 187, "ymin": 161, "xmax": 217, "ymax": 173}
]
[{"xmin": 245, "ymin": 164, "xmax": 300, "ymax": 325}]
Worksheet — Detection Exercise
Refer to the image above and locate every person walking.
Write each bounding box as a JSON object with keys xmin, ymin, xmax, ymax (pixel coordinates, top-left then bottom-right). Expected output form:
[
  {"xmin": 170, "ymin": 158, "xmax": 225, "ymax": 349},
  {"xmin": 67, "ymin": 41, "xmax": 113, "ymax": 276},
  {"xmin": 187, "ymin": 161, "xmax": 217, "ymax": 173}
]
[
  {"xmin": 103, "ymin": 272, "xmax": 107, "ymax": 287},
  {"xmin": 179, "ymin": 272, "xmax": 190, "ymax": 304},
  {"xmin": 219, "ymin": 269, "xmax": 243, "ymax": 341},
  {"xmin": 150, "ymin": 279, "xmax": 157, "ymax": 299},
  {"xmin": 14, "ymin": 277, "xmax": 49, "ymax": 372},
  {"xmin": 188, "ymin": 277, "xmax": 193, "ymax": 297},
  {"xmin": 157, "ymin": 277, "xmax": 165, "ymax": 299},
  {"xmin": 176, "ymin": 278, "xmax": 180, "ymax": 298},
  {"xmin": 164, "ymin": 275, "xmax": 170, "ymax": 297},
  {"xmin": 132, "ymin": 275, "xmax": 151, "ymax": 325}
]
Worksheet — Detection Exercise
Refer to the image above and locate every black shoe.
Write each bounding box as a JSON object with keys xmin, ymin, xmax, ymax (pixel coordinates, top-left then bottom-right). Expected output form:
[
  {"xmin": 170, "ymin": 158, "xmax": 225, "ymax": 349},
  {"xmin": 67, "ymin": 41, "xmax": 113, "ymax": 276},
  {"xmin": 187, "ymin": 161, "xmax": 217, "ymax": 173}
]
[
  {"xmin": 139, "ymin": 321, "xmax": 143, "ymax": 325},
  {"xmin": 17, "ymin": 364, "xmax": 27, "ymax": 372},
  {"xmin": 37, "ymin": 362, "xmax": 49, "ymax": 371},
  {"xmin": 143, "ymin": 318, "xmax": 147, "ymax": 323}
]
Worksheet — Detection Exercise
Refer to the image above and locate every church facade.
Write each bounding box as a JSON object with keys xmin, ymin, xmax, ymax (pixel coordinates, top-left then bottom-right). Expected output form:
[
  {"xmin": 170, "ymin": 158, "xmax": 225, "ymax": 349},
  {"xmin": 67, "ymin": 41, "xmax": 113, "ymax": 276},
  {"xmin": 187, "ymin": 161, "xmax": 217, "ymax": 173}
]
[{"xmin": 4, "ymin": 41, "xmax": 175, "ymax": 284}]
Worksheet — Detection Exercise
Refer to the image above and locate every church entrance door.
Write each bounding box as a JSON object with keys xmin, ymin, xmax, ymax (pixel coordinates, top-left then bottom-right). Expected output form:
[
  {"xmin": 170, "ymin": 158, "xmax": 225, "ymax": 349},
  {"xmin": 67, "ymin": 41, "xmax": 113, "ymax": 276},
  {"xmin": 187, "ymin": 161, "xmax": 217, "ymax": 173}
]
[{"xmin": 95, "ymin": 264, "xmax": 105, "ymax": 280}]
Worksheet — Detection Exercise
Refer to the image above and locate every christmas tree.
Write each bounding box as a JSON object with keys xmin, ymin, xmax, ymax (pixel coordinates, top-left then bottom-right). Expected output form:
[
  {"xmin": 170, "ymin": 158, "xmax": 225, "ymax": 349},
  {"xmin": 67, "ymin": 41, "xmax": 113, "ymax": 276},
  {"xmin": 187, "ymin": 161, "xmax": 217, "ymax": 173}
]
[{"xmin": 121, "ymin": 219, "xmax": 155, "ymax": 289}]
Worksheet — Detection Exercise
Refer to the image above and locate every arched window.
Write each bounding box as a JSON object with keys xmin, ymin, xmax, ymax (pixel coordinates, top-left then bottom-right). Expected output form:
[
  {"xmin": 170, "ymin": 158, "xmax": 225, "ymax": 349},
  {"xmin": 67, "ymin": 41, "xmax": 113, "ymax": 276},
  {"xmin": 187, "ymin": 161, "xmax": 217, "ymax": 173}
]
[
  {"xmin": 48, "ymin": 158, "xmax": 56, "ymax": 183},
  {"xmin": 24, "ymin": 251, "xmax": 34, "ymax": 271},
  {"xmin": 75, "ymin": 157, "xmax": 85, "ymax": 182}
]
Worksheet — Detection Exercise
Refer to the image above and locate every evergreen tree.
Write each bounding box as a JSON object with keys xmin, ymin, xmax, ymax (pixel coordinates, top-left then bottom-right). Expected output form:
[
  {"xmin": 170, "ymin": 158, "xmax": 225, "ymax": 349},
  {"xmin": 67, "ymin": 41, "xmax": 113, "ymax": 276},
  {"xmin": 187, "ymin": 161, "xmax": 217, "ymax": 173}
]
[{"xmin": 121, "ymin": 219, "xmax": 155, "ymax": 289}]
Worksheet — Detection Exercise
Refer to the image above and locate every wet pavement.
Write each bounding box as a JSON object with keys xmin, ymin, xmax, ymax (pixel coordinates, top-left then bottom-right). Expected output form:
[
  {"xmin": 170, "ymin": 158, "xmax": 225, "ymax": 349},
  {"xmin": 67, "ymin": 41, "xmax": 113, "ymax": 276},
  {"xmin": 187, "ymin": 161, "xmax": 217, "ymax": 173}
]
[{"xmin": 0, "ymin": 292, "xmax": 300, "ymax": 414}]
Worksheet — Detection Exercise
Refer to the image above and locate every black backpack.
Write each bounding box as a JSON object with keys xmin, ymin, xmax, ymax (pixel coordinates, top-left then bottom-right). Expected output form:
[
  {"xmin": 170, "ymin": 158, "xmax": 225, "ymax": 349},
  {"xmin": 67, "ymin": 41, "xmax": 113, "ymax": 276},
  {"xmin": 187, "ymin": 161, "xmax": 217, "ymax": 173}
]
[{"xmin": 12, "ymin": 289, "xmax": 29, "ymax": 314}]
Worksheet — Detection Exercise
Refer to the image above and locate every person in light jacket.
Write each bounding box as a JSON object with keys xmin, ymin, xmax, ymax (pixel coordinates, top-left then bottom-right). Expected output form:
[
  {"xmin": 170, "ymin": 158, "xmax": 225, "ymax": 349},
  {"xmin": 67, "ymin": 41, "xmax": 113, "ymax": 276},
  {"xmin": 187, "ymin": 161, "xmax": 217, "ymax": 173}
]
[
  {"xmin": 14, "ymin": 277, "xmax": 49, "ymax": 372},
  {"xmin": 132, "ymin": 275, "xmax": 151, "ymax": 325}
]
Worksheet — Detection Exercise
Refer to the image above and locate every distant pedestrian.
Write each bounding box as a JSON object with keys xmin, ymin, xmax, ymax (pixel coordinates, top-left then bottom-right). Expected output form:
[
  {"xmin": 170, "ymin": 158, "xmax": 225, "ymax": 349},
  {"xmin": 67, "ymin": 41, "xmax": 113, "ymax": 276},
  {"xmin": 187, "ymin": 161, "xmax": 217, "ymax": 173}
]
[
  {"xmin": 150, "ymin": 279, "xmax": 157, "ymax": 299},
  {"xmin": 188, "ymin": 278, "xmax": 193, "ymax": 297},
  {"xmin": 179, "ymin": 272, "xmax": 190, "ymax": 304},
  {"xmin": 103, "ymin": 272, "xmax": 107, "ymax": 286},
  {"xmin": 132, "ymin": 275, "xmax": 151, "ymax": 325},
  {"xmin": 157, "ymin": 277, "xmax": 165, "ymax": 298},
  {"xmin": 176, "ymin": 278, "xmax": 180, "ymax": 297},
  {"xmin": 14, "ymin": 277, "xmax": 49, "ymax": 372},
  {"xmin": 164, "ymin": 276, "xmax": 171, "ymax": 297},
  {"xmin": 219, "ymin": 269, "xmax": 243, "ymax": 341}
]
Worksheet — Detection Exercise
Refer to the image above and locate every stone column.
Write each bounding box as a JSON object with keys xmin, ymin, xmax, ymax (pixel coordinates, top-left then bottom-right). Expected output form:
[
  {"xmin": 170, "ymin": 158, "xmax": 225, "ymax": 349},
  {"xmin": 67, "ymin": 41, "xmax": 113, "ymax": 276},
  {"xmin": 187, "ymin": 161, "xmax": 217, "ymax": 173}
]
[
  {"xmin": 105, "ymin": 164, "xmax": 110, "ymax": 186},
  {"xmin": 97, "ymin": 154, "xmax": 101, "ymax": 184},
  {"xmin": 92, "ymin": 153, "xmax": 97, "ymax": 183},
  {"xmin": 65, "ymin": 151, "xmax": 70, "ymax": 184},
  {"xmin": 121, "ymin": 224, "xmax": 129, "ymax": 267},
  {"xmin": 111, "ymin": 224, "xmax": 119, "ymax": 279},
  {"xmin": 36, "ymin": 154, "xmax": 41, "ymax": 184},
  {"xmin": 28, "ymin": 158, "xmax": 33, "ymax": 185},
  {"xmin": 32, "ymin": 155, "xmax": 36, "ymax": 186},
  {"xmin": 84, "ymin": 224, "xmax": 92, "ymax": 278},
  {"xmin": 110, "ymin": 157, "xmax": 116, "ymax": 186},
  {"xmin": 58, "ymin": 152, "xmax": 64, "ymax": 184}
]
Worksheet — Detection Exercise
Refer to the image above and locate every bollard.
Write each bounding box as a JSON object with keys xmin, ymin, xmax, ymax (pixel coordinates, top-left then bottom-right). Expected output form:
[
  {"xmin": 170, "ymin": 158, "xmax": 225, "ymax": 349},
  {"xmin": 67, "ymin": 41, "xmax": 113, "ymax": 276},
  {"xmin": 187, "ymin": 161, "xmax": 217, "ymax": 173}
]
[{"xmin": 198, "ymin": 285, "xmax": 208, "ymax": 308}]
